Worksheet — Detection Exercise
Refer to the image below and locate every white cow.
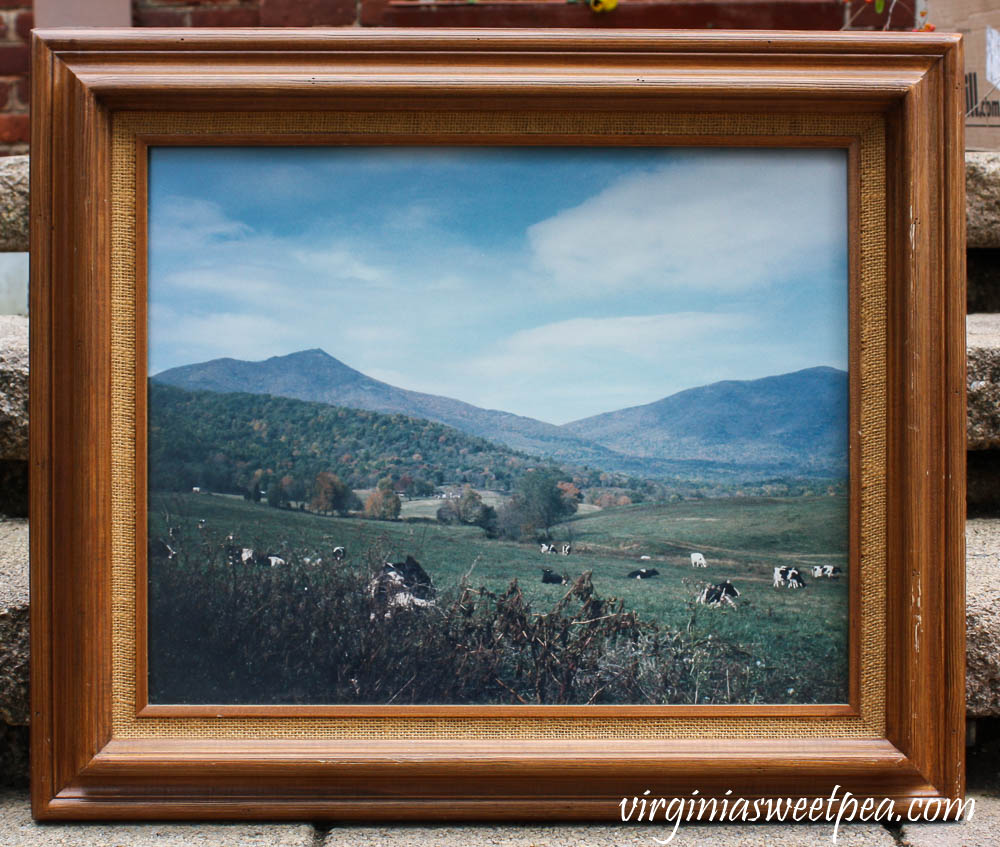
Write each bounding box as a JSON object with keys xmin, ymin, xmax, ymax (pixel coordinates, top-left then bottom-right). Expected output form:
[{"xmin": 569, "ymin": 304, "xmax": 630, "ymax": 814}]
[
  {"xmin": 690, "ymin": 552, "xmax": 708, "ymax": 568},
  {"xmin": 774, "ymin": 566, "xmax": 806, "ymax": 589}
]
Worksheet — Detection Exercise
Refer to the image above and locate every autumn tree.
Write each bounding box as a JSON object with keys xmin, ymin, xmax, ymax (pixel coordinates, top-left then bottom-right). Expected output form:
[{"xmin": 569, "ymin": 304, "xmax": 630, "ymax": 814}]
[
  {"xmin": 364, "ymin": 476, "xmax": 402, "ymax": 520},
  {"xmin": 437, "ymin": 486, "xmax": 498, "ymax": 536},
  {"xmin": 310, "ymin": 471, "xmax": 355, "ymax": 515},
  {"xmin": 510, "ymin": 469, "xmax": 578, "ymax": 536}
]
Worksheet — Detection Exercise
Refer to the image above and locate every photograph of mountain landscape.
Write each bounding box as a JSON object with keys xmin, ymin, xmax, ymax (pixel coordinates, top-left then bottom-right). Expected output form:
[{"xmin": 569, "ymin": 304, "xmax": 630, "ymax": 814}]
[{"xmin": 146, "ymin": 145, "xmax": 850, "ymax": 706}]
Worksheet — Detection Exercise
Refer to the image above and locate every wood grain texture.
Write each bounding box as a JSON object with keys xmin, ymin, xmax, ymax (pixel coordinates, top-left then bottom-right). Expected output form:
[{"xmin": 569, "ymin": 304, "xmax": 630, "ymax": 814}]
[{"xmin": 29, "ymin": 28, "xmax": 966, "ymax": 821}]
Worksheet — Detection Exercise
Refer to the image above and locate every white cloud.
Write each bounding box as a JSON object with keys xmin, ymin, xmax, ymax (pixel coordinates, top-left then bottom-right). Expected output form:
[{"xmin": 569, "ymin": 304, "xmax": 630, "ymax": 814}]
[
  {"xmin": 155, "ymin": 266, "xmax": 287, "ymax": 305},
  {"xmin": 148, "ymin": 305, "xmax": 299, "ymax": 373},
  {"xmin": 150, "ymin": 196, "xmax": 252, "ymax": 252},
  {"xmin": 472, "ymin": 312, "xmax": 752, "ymax": 374},
  {"xmin": 290, "ymin": 247, "xmax": 386, "ymax": 284},
  {"xmin": 526, "ymin": 152, "xmax": 846, "ymax": 296}
]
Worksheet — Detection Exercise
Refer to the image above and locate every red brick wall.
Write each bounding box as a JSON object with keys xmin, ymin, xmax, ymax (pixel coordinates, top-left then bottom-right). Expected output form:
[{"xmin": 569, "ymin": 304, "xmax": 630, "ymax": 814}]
[
  {"xmin": 132, "ymin": 1, "xmax": 358, "ymax": 28},
  {"xmin": 0, "ymin": 1, "xmax": 31, "ymax": 157},
  {"xmin": 134, "ymin": 1, "xmax": 262, "ymax": 28}
]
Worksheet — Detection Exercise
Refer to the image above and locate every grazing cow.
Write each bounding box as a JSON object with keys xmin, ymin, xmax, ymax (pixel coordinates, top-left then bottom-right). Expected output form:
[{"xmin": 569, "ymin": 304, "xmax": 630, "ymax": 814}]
[
  {"xmin": 823, "ymin": 565, "xmax": 843, "ymax": 579},
  {"xmin": 690, "ymin": 552, "xmax": 708, "ymax": 568},
  {"xmin": 640, "ymin": 555, "xmax": 652, "ymax": 561},
  {"xmin": 560, "ymin": 543, "xmax": 571, "ymax": 556},
  {"xmin": 368, "ymin": 557, "xmax": 437, "ymax": 618},
  {"xmin": 540, "ymin": 542, "xmax": 555, "ymax": 554},
  {"xmin": 332, "ymin": 546, "xmax": 346, "ymax": 561},
  {"xmin": 697, "ymin": 580, "xmax": 740, "ymax": 609},
  {"xmin": 626, "ymin": 567, "xmax": 659, "ymax": 579},
  {"xmin": 774, "ymin": 566, "xmax": 806, "ymax": 589},
  {"xmin": 541, "ymin": 568, "xmax": 567, "ymax": 585}
]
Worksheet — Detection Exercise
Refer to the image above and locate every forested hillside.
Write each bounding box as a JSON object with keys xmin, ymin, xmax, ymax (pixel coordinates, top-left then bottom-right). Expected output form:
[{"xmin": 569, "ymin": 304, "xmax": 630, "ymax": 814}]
[{"xmin": 148, "ymin": 382, "xmax": 551, "ymax": 498}]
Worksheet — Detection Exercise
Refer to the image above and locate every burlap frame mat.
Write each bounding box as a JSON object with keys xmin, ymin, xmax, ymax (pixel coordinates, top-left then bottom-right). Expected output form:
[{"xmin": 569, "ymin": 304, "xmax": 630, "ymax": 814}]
[{"xmin": 110, "ymin": 111, "xmax": 886, "ymax": 740}]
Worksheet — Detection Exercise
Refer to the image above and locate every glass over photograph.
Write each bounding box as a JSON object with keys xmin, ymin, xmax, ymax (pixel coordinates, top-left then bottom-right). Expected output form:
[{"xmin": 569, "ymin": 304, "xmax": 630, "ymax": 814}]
[{"xmin": 145, "ymin": 146, "xmax": 850, "ymax": 706}]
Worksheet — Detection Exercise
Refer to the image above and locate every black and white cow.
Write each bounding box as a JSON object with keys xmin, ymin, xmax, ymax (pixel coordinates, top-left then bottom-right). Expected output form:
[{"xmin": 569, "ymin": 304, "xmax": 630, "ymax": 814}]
[
  {"xmin": 697, "ymin": 580, "xmax": 740, "ymax": 608},
  {"xmin": 541, "ymin": 568, "xmax": 567, "ymax": 585},
  {"xmin": 257, "ymin": 553, "xmax": 285, "ymax": 567},
  {"xmin": 540, "ymin": 542, "xmax": 556, "ymax": 554},
  {"xmin": 559, "ymin": 543, "xmax": 571, "ymax": 556},
  {"xmin": 773, "ymin": 566, "xmax": 806, "ymax": 589},
  {"xmin": 812, "ymin": 565, "xmax": 843, "ymax": 579},
  {"xmin": 332, "ymin": 546, "xmax": 346, "ymax": 561},
  {"xmin": 626, "ymin": 567, "xmax": 659, "ymax": 579},
  {"xmin": 369, "ymin": 556, "xmax": 437, "ymax": 613}
]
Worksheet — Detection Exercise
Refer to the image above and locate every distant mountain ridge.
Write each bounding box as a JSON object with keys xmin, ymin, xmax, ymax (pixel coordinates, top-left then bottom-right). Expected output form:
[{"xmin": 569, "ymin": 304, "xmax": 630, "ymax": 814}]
[
  {"xmin": 152, "ymin": 348, "xmax": 624, "ymax": 469},
  {"xmin": 152, "ymin": 351, "xmax": 847, "ymax": 481},
  {"xmin": 564, "ymin": 366, "xmax": 848, "ymax": 473}
]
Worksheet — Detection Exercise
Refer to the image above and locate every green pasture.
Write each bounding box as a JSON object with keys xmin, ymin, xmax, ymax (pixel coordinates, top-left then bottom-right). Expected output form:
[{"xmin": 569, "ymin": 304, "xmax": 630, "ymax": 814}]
[{"xmin": 150, "ymin": 491, "xmax": 849, "ymax": 703}]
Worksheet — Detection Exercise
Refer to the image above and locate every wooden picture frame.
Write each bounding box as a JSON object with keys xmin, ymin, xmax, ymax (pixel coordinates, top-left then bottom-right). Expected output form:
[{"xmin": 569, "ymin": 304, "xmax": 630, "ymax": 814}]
[{"xmin": 29, "ymin": 28, "xmax": 966, "ymax": 821}]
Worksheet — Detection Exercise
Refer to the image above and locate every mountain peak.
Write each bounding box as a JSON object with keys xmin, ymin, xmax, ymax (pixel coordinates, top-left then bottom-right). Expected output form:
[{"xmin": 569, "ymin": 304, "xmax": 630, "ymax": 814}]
[{"xmin": 284, "ymin": 348, "xmax": 332, "ymax": 359}]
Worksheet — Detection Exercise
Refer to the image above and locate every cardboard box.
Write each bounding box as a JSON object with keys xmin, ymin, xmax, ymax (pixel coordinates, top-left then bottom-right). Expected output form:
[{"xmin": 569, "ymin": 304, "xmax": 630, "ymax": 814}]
[{"xmin": 933, "ymin": 0, "xmax": 1000, "ymax": 150}]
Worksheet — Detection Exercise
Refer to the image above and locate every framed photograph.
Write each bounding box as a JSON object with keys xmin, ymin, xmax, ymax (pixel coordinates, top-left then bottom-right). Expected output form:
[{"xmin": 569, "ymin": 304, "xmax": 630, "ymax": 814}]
[{"xmin": 30, "ymin": 28, "xmax": 966, "ymax": 820}]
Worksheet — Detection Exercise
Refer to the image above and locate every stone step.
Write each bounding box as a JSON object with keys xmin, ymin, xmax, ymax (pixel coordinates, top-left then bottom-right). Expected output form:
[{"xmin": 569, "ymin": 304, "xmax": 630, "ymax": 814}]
[
  {"xmin": 0, "ymin": 314, "xmax": 27, "ymax": 518},
  {"xmin": 0, "ymin": 516, "xmax": 27, "ymax": 729},
  {"xmin": 322, "ymin": 821, "xmax": 901, "ymax": 846},
  {"xmin": 0, "ymin": 155, "xmax": 27, "ymax": 254},
  {"xmin": 967, "ymin": 519, "xmax": 1000, "ymax": 717},
  {"xmin": 968, "ymin": 314, "xmax": 1000, "ymax": 451},
  {"xmin": 968, "ymin": 153, "xmax": 1000, "ymax": 250},
  {"xmin": 2, "ymin": 789, "xmax": 994, "ymax": 845},
  {"xmin": 0, "ymin": 314, "xmax": 26, "ymax": 464},
  {"xmin": 0, "ymin": 792, "xmax": 319, "ymax": 846}
]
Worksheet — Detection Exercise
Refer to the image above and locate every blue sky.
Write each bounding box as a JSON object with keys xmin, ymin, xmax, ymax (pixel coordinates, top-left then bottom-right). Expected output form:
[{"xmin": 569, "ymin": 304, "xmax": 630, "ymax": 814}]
[{"xmin": 148, "ymin": 146, "xmax": 848, "ymax": 425}]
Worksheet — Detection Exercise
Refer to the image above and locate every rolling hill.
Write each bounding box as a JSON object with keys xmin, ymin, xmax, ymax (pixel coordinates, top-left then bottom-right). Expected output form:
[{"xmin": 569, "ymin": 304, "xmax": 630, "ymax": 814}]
[
  {"xmin": 152, "ymin": 349, "xmax": 624, "ymax": 469},
  {"xmin": 147, "ymin": 382, "xmax": 542, "ymax": 495},
  {"xmin": 152, "ymin": 352, "xmax": 848, "ymax": 481}
]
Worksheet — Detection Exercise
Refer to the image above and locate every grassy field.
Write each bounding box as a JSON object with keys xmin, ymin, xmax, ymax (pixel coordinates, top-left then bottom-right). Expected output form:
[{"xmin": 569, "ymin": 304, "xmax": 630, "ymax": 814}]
[{"xmin": 149, "ymin": 491, "xmax": 849, "ymax": 705}]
